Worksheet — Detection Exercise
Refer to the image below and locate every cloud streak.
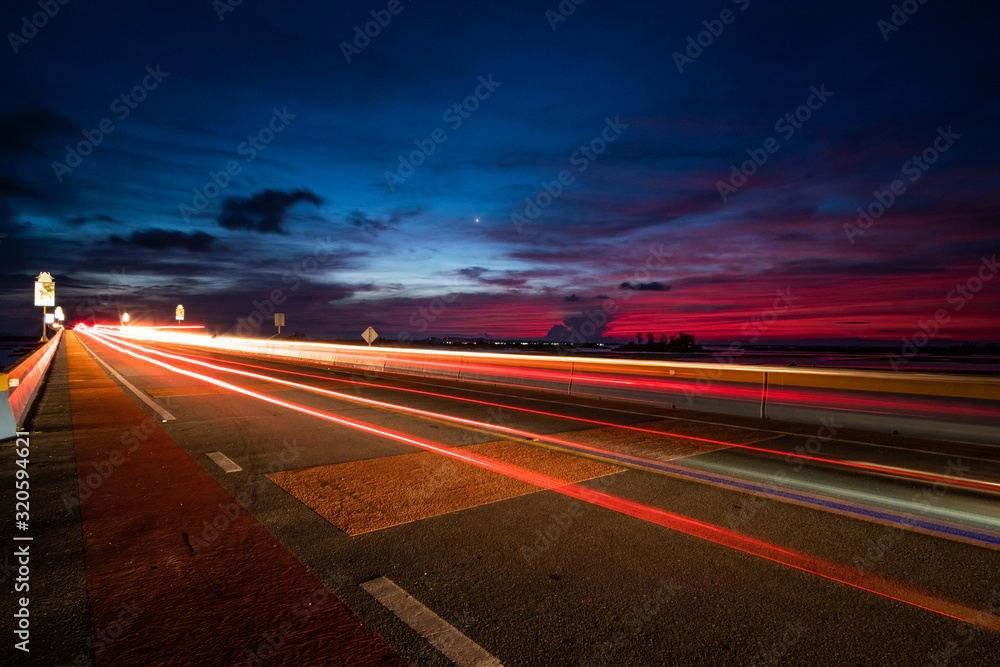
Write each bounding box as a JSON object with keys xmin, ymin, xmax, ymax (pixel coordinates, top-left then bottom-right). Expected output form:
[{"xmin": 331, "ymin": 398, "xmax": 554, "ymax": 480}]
[{"xmin": 218, "ymin": 189, "xmax": 322, "ymax": 235}]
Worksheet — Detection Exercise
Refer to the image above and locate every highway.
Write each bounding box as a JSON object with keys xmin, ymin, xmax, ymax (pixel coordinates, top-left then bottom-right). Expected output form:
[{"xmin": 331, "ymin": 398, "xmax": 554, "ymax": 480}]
[{"xmin": 3, "ymin": 329, "xmax": 1000, "ymax": 666}]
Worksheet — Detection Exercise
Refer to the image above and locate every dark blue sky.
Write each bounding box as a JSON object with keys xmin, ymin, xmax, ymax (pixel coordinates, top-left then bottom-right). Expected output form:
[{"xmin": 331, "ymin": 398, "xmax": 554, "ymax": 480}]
[{"xmin": 2, "ymin": 0, "xmax": 998, "ymax": 343}]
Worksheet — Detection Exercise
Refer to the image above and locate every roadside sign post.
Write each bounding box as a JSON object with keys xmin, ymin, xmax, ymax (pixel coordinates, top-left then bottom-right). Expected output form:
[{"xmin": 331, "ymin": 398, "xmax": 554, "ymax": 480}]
[
  {"xmin": 34, "ymin": 272, "xmax": 55, "ymax": 342},
  {"xmin": 274, "ymin": 313, "xmax": 285, "ymax": 336},
  {"xmin": 362, "ymin": 326, "xmax": 378, "ymax": 347},
  {"xmin": 176, "ymin": 304, "xmax": 185, "ymax": 324}
]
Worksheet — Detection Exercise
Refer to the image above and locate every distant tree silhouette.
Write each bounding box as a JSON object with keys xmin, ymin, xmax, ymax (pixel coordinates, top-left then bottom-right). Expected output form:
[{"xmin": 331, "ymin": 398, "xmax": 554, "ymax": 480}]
[
  {"xmin": 666, "ymin": 331, "xmax": 700, "ymax": 352},
  {"xmin": 620, "ymin": 330, "xmax": 704, "ymax": 353}
]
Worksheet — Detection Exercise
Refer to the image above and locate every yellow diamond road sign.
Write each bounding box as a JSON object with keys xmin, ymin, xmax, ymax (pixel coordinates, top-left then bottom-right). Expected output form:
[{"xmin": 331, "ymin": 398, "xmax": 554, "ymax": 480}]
[{"xmin": 362, "ymin": 326, "xmax": 378, "ymax": 345}]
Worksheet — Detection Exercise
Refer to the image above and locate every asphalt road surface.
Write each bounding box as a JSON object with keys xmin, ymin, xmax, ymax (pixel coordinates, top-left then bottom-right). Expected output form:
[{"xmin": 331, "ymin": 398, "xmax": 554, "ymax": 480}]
[{"xmin": 2, "ymin": 330, "xmax": 999, "ymax": 666}]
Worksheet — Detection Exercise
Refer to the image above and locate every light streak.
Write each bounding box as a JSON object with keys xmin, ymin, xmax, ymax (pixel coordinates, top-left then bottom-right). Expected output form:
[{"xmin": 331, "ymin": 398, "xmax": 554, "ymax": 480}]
[
  {"xmin": 84, "ymin": 324, "xmax": 206, "ymax": 331},
  {"xmin": 89, "ymin": 326, "xmax": 1000, "ymax": 423},
  {"xmin": 75, "ymin": 327, "xmax": 1000, "ymax": 631},
  {"xmin": 83, "ymin": 326, "xmax": 1000, "ymax": 494}
]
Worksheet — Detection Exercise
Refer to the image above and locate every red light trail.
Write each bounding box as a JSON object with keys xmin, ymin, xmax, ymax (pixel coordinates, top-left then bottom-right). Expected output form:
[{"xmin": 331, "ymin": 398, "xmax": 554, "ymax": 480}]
[
  {"xmin": 76, "ymin": 327, "xmax": 1000, "ymax": 631},
  {"xmin": 86, "ymin": 327, "xmax": 1000, "ymax": 494}
]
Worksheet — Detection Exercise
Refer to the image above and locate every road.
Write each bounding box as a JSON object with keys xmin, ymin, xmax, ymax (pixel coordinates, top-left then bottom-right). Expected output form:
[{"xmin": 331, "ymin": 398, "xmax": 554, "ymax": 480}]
[{"xmin": 3, "ymin": 329, "xmax": 999, "ymax": 666}]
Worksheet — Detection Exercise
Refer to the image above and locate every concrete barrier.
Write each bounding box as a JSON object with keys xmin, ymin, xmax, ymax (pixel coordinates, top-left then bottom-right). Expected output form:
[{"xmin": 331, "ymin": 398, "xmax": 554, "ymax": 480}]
[
  {"xmin": 763, "ymin": 368, "xmax": 1000, "ymax": 444},
  {"xmin": 1, "ymin": 330, "xmax": 63, "ymax": 439},
  {"xmin": 456, "ymin": 354, "xmax": 575, "ymax": 395},
  {"xmin": 101, "ymin": 328, "xmax": 1000, "ymax": 445},
  {"xmin": 565, "ymin": 358, "xmax": 767, "ymax": 418}
]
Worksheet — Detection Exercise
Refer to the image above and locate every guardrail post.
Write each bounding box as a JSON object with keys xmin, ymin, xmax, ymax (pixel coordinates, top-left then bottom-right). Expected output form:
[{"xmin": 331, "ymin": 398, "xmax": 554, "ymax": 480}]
[{"xmin": 760, "ymin": 371, "xmax": 769, "ymax": 420}]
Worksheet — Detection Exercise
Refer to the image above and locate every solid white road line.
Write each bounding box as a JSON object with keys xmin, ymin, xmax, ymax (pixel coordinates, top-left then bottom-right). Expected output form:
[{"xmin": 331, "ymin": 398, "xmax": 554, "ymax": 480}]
[
  {"xmin": 77, "ymin": 335, "xmax": 177, "ymax": 421},
  {"xmin": 206, "ymin": 451, "xmax": 243, "ymax": 473},
  {"xmin": 360, "ymin": 576, "xmax": 502, "ymax": 667}
]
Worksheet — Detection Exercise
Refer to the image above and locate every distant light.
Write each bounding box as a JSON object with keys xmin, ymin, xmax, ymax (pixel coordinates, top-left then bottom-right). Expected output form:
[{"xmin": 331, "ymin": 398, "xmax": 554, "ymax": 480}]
[{"xmin": 123, "ymin": 313, "xmax": 130, "ymax": 323}]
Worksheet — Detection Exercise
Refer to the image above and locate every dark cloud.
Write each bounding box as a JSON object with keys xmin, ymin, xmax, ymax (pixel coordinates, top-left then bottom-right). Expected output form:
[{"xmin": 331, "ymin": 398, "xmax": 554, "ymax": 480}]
[
  {"xmin": 218, "ymin": 189, "xmax": 322, "ymax": 234},
  {"xmin": 345, "ymin": 211, "xmax": 396, "ymax": 237},
  {"xmin": 564, "ymin": 294, "xmax": 581, "ymax": 302},
  {"xmin": 346, "ymin": 207, "xmax": 422, "ymax": 235},
  {"xmin": 619, "ymin": 281, "xmax": 669, "ymax": 291},
  {"xmin": 0, "ymin": 108, "xmax": 92, "ymax": 230},
  {"xmin": 110, "ymin": 229, "xmax": 217, "ymax": 252},
  {"xmin": 68, "ymin": 214, "xmax": 118, "ymax": 226},
  {"xmin": 0, "ymin": 108, "xmax": 77, "ymax": 157},
  {"xmin": 458, "ymin": 267, "xmax": 489, "ymax": 280},
  {"xmin": 544, "ymin": 311, "xmax": 617, "ymax": 343},
  {"xmin": 347, "ymin": 210, "xmax": 393, "ymax": 233},
  {"xmin": 0, "ymin": 175, "xmax": 44, "ymax": 200},
  {"xmin": 456, "ymin": 266, "xmax": 546, "ymax": 289},
  {"xmin": 354, "ymin": 282, "xmax": 405, "ymax": 293}
]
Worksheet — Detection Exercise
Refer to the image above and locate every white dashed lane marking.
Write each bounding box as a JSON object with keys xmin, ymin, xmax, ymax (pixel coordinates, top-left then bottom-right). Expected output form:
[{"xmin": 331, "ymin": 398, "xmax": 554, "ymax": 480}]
[
  {"xmin": 361, "ymin": 576, "xmax": 502, "ymax": 667},
  {"xmin": 206, "ymin": 451, "xmax": 242, "ymax": 473}
]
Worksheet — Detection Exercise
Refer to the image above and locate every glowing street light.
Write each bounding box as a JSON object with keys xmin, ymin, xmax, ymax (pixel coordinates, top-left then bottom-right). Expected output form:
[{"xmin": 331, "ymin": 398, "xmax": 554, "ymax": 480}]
[{"xmin": 122, "ymin": 312, "xmax": 130, "ymax": 326}]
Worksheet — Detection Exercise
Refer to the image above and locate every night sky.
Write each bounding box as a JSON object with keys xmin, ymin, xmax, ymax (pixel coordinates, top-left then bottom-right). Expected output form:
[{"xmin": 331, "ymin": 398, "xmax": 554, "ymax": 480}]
[{"xmin": 1, "ymin": 0, "xmax": 998, "ymax": 344}]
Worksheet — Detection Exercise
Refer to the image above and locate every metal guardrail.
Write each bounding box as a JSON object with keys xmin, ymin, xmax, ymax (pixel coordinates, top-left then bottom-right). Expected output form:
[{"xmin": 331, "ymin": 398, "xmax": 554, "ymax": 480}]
[{"xmin": 102, "ymin": 329, "xmax": 1000, "ymax": 445}]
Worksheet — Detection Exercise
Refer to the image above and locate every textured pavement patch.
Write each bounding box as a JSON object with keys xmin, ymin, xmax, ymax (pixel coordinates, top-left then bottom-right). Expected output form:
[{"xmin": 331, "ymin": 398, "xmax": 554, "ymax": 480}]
[{"xmin": 268, "ymin": 439, "xmax": 626, "ymax": 535}]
